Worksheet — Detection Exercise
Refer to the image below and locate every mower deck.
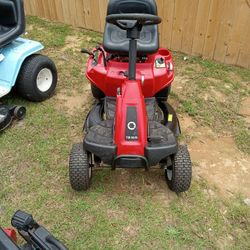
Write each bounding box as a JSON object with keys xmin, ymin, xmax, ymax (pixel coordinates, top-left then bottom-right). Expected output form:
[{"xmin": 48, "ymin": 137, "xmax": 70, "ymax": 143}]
[
  {"xmin": 0, "ymin": 105, "xmax": 12, "ymax": 131},
  {"xmin": 0, "ymin": 104, "xmax": 26, "ymax": 132},
  {"xmin": 84, "ymin": 97, "xmax": 179, "ymax": 168}
]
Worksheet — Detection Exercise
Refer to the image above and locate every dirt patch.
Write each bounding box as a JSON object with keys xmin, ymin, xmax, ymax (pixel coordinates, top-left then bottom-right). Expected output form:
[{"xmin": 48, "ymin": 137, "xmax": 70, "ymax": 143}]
[
  {"xmin": 190, "ymin": 135, "xmax": 250, "ymax": 196},
  {"xmin": 210, "ymin": 87, "xmax": 227, "ymax": 102},
  {"xmin": 179, "ymin": 114, "xmax": 196, "ymax": 130},
  {"xmin": 239, "ymin": 97, "xmax": 250, "ymax": 124},
  {"xmin": 55, "ymin": 89, "xmax": 91, "ymax": 115},
  {"xmin": 180, "ymin": 114, "xmax": 250, "ymax": 197},
  {"xmin": 111, "ymin": 169, "xmax": 131, "ymax": 194},
  {"xmin": 172, "ymin": 76, "xmax": 190, "ymax": 94},
  {"xmin": 110, "ymin": 168, "xmax": 176, "ymax": 205},
  {"xmin": 123, "ymin": 225, "xmax": 140, "ymax": 237},
  {"xmin": 63, "ymin": 35, "xmax": 82, "ymax": 52},
  {"xmin": 107, "ymin": 209, "xmax": 127, "ymax": 220}
]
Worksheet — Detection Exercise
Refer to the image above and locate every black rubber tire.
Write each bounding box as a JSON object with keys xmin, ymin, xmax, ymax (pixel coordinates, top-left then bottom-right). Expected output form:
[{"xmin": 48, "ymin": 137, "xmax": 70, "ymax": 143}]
[
  {"xmin": 91, "ymin": 84, "xmax": 105, "ymax": 99},
  {"xmin": 13, "ymin": 106, "xmax": 26, "ymax": 120},
  {"xmin": 155, "ymin": 86, "xmax": 171, "ymax": 102},
  {"xmin": 69, "ymin": 143, "xmax": 92, "ymax": 191},
  {"xmin": 165, "ymin": 145, "xmax": 192, "ymax": 193},
  {"xmin": 16, "ymin": 54, "xmax": 57, "ymax": 102}
]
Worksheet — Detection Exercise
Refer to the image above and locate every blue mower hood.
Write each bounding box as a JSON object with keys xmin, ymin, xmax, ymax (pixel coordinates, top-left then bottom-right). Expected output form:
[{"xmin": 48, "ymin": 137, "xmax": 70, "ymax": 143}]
[{"xmin": 0, "ymin": 37, "xmax": 43, "ymax": 98}]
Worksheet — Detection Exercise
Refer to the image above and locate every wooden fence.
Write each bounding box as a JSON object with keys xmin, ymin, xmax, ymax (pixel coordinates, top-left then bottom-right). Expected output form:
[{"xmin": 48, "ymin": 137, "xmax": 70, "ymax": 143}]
[{"xmin": 24, "ymin": 0, "xmax": 250, "ymax": 69}]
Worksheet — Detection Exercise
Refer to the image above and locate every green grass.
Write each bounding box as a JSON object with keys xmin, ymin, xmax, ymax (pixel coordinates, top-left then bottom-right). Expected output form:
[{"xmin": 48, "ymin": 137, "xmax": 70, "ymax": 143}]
[
  {"xmin": 0, "ymin": 16, "xmax": 249, "ymax": 249},
  {"xmin": 25, "ymin": 16, "xmax": 72, "ymax": 47}
]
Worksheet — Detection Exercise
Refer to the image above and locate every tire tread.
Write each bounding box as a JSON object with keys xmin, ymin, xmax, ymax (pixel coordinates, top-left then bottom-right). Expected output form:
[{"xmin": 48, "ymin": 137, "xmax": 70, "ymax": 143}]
[
  {"xmin": 166, "ymin": 145, "xmax": 192, "ymax": 193},
  {"xmin": 69, "ymin": 143, "xmax": 91, "ymax": 191}
]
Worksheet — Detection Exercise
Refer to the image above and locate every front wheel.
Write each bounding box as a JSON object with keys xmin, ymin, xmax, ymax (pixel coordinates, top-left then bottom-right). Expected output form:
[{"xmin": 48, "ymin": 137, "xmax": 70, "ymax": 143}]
[
  {"xmin": 165, "ymin": 145, "xmax": 192, "ymax": 193},
  {"xmin": 16, "ymin": 54, "xmax": 57, "ymax": 102},
  {"xmin": 69, "ymin": 143, "xmax": 92, "ymax": 191}
]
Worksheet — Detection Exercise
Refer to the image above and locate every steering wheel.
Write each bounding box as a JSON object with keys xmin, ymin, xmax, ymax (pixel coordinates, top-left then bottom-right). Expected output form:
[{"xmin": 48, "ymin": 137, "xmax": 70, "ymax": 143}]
[{"xmin": 106, "ymin": 13, "xmax": 162, "ymax": 30}]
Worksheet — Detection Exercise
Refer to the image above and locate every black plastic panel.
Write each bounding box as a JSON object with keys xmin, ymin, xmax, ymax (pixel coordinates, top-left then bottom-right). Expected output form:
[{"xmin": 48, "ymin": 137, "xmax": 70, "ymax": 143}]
[{"xmin": 126, "ymin": 106, "xmax": 138, "ymax": 141}]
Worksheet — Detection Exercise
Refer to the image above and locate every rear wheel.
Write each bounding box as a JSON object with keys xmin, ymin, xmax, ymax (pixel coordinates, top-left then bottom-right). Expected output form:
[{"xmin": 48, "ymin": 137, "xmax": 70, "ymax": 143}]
[
  {"xmin": 91, "ymin": 84, "xmax": 105, "ymax": 99},
  {"xmin": 155, "ymin": 86, "xmax": 171, "ymax": 102},
  {"xmin": 69, "ymin": 143, "xmax": 92, "ymax": 191},
  {"xmin": 165, "ymin": 145, "xmax": 192, "ymax": 193},
  {"xmin": 16, "ymin": 54, "xmax": 57, "ymax": 102}
]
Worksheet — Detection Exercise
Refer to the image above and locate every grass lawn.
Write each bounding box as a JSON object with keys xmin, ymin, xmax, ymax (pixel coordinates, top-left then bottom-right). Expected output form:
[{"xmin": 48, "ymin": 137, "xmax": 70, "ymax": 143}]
[{"xmin": 0, "ymin": 16, "xmax": 249, "ymax": 249}]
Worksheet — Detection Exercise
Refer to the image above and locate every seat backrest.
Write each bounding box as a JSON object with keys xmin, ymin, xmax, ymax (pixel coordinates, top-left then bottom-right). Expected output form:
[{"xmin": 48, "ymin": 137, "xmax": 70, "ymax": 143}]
[
  {"xmin": 104, "ymin": 0, "xmax": 159, "ymax": 56},
  {"xmin": 0, "ymin": 0, "xmax": 25, "ymax": 48},
  {"xmin": 107, "ymin": 0, "xmax": 157, "ymax": 15},
  {"xmin": 0, "ymin": 0, "xmax": 17, "ymax": 27}
]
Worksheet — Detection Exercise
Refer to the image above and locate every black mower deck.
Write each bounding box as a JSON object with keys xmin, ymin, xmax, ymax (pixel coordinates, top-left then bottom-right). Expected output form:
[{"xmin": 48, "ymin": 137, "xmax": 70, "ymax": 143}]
[
  {"xmin": 0, "ymin": 104, "xmax": 26, "ymax": 132},
  {"xmin": 84, "ymin": 97, "xmax": 180, "ymax": 167},
  {"xmin": 0, "ymin": 105, "xmax": 12, "ymax": 131}
]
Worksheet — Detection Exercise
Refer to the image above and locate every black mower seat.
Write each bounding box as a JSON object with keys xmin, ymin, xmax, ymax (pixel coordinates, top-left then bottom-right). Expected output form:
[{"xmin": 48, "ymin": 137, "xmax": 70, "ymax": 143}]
[
  {"xmin": 103, "ymin": 0, "xmax": 159, "ymax": 56},
  {"xmin": 0, "ymin": 0, "xmax": 25, "ymax": 48}
]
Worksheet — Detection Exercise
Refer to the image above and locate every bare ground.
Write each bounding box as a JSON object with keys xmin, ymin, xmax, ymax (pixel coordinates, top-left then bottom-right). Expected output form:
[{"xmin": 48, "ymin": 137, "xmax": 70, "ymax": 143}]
[
  {"xmin": 239, "ymin": 97, "xmax": 250, "ymax": 124},
  {"xmin": 181, "ymin": 114, "xmax": 250, "ymax": 197}
]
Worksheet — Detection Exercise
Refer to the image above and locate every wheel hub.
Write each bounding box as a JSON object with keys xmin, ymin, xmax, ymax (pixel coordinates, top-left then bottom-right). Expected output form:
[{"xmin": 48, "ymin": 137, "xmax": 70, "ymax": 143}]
[
  {"xmin": 36, "ymin": 68, "xmax": 53, "ymax": 92},
  {"xmin": 166, "ymin": 165, "xmax": 173, "ymax": 181}
]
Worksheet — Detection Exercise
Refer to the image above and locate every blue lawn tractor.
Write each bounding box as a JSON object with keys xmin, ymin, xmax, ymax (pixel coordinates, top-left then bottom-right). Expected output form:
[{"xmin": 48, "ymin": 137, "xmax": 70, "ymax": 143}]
[{"xmin": 0, "ymin": 0, "xmax": 57, "ymax": 131}]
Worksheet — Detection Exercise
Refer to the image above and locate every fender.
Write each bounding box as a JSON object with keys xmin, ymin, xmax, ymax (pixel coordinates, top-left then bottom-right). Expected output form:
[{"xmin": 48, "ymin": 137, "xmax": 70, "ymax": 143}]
[{"xmin": 0, "ymin": 37, "xmax": 44, "ymax": 98}]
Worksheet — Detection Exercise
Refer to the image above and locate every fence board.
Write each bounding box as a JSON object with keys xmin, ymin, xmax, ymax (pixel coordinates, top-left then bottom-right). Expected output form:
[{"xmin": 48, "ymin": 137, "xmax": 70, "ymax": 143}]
[
  {"xmin": 202, "ymin": 0, "xmax": 225, "ymax": 59},
  {"xmin": 224, "ymin": 0, "xmax": 248, "ymax": 65},
  {"xmin": 181, "ymin": 0, "xmax": 200, "ymax": 54},
  {"xmin": 171, "ymin": 0, "xmax": 189, "ymax": 51},
  {"xmin": 160, "ymin": 0, "xmax": 175, "ymax": 48},
  {"xmin": 192, "ymin": 0, "xmax": 211, "ymax": 56},
  {"xmin": 54, "ymin": 0, "xmax": 64, "ymax": 23},
  {"xmin": 84, "ymin": 0, "xmax": 101, "ymax": 32},
  {"xmin": 24, "ymin": 0, "xmax": 250, "ymax": 69},
  {"xmin": 98, "ymin": 0, "xmax": 109, "ymax": 32},
  {"xmin": 213, "ymin": 0, "xmax": 238, "ymax": 62}
]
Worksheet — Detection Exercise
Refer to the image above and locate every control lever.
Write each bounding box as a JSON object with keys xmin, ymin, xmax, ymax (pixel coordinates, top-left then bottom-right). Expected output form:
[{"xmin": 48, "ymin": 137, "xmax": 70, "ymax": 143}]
[
  {"xmin": 95, "ymin": 46, "xmax": 107, "ymax": 67},
  {"xmin": 81, "ymin": 48, "xmax": 94, "ymax": 57},
  {"xmin": 11, "ymin": 210, "xmax": 68, "ymax": 250}
]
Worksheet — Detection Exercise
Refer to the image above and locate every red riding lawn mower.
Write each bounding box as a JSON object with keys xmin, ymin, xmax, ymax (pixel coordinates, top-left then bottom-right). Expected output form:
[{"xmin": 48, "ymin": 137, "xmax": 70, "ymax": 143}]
[
  {"xmin": 1, "ymin": 210, "xmax": 67, "ymax": 250},
  {"xmin": 69, "ymin": 0, "xmax": 192, "ymax": 193}
]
